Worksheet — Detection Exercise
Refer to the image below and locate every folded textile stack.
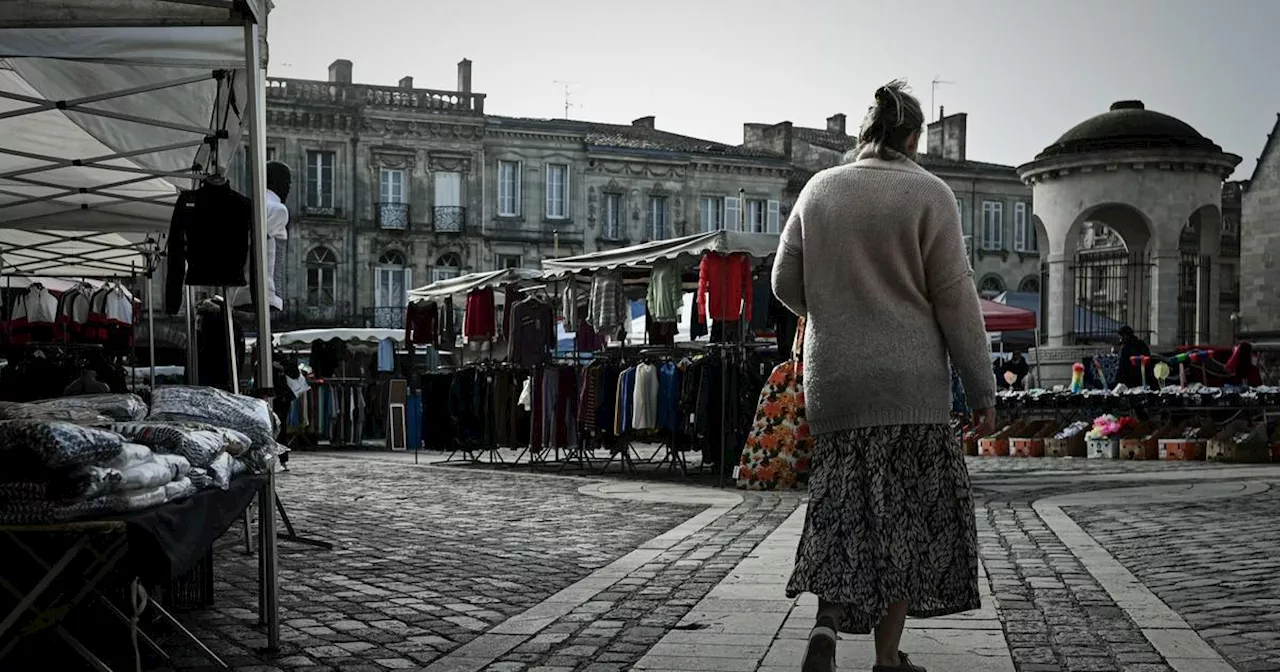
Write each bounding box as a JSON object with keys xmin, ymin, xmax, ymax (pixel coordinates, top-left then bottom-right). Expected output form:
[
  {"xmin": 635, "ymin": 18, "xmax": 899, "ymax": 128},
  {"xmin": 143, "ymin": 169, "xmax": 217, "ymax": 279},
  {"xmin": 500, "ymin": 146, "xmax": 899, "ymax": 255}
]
[
  {"xmin": 30, "ymin": 393, "xmax": 149, "ymax": 422},
  {"xmin": 147, "ymin": 386, "xmax": 287, "ymax": 471},
  {"xmin": 111, "ymin": 421, "xmax": 250, "ymax": 489},
  {"xmin": 0, "ymin": 420, "xmax": 197, "ymax": 524}
]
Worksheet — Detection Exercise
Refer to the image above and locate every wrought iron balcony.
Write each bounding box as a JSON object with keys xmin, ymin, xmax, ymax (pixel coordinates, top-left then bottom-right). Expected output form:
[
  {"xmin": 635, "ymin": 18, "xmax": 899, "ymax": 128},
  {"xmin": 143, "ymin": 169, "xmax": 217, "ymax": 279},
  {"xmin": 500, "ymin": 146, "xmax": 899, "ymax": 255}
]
[
  {"xmin": 377, "ymin": 202, "xmax": 410, "ymax": 230},
  {"xmin": 433, "ymin": 206, "xmax": 466, "ymax": 234},
  {"xmin": 365, "ymin": 307, "xmax": 406, "ymax": 330}
]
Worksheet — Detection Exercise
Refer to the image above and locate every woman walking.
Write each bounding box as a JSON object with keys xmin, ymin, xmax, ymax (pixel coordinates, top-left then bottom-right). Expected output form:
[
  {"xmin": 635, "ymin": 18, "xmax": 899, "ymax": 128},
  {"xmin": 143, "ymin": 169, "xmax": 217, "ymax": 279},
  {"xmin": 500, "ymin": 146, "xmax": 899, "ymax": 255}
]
[{"xmin": 771, "ymin": 80, "xmax": 997, "ymax": 672}]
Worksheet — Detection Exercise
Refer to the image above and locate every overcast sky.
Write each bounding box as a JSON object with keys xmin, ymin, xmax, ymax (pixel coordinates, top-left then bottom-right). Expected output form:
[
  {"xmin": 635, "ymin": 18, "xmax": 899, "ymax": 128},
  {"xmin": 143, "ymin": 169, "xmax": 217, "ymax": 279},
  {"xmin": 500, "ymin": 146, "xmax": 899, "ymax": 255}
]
[{"xmin": 268, "ymin": 0, "xmax": 1280, "ymax": 179}]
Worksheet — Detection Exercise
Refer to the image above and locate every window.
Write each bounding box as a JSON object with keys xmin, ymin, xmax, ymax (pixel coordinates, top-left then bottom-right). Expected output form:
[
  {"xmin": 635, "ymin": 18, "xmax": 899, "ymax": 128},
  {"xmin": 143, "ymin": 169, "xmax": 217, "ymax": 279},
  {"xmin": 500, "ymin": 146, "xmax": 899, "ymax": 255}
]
[
  {"xmin": 432, "ymin": 253, "xmax": 462, "ymax": 283},
  {"xmin": 374, "ymin": 250, "xmax": 412, "ymax": 328},
  {"xmin": 305, "ymin": 150, "xmax": 336, "ymax": 212},
  {"xmin": 699, "ymin": 197, "xmax": 723, "ymax": 232},
  {"xmin": 649, "ymin": 195, "xmax": 670, "ymax": 240},
  {"xmin": 379, "ymin": 168, "xmax": 405, "ymax": 204},
  {"xmin": 1018, "ymin": 275, "xmax": 1041, "ymax": 294},
  {"xmin": 982, "ymin": 200, "xmax": 1004, "ymax": 251},
  {"xmin": 956, "ymin": 197, "xmax": 970, "ymax": 234},
  {"xmin": 724, "ymin": 196, "xmax": 741, "ymax": 231},
  {"xmin": 745, "ymin": 199, "xmax": 782, "ymax": 234},
  {"xmin": 237, "ymin": 146, "xmax": 279, "ymax": 194},
  {"xmin": 434, "ymin": 171, "xmax": 464, "ymax": 232},
  {"xmin": 978, "ymin": 274, "xmax": 1006, "ymax": 295},
  {"xmin": 496, "ymin": 254, "xmax": 523, "ymax": 269},
  {"xmin": 497, "ymin": 160, "xmax": 522, "ymax": 217},
  {"xmin": 1013, "ymin": 202, "xmax": 1036, "ymax": 252},
  {"xmin": 603, "ymin": 193, "xmax": 623, "ymax": 240},
  {"xmin": 545, "ymin": 163, "xmax": 569, "ymax": 219},
  {"xmin": 304, "ymin": 247, "xmax": 338, "ymax": 306}
]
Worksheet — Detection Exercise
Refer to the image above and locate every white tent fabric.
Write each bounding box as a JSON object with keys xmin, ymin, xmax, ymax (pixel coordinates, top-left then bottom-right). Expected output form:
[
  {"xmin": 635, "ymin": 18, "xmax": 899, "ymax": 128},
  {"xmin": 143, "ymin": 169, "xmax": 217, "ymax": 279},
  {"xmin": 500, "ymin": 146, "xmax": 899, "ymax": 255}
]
[
  {"xmin": 0, "ymin": 228, "xmax": 156, "ymax": 278},
  {"xmin": 274, "ymin": 328, "xmax": 404, "ymax": 348},
  {"xmin": 409, "ymin": 268, "xmax": 548, "ymax": 299},
  {"xmin": 0, "ymin": 1, "xmax": 267, "ymax": 235},
  {"xmin": 542, "ymin": 230, "xmax": 780, "ymax": 276}
]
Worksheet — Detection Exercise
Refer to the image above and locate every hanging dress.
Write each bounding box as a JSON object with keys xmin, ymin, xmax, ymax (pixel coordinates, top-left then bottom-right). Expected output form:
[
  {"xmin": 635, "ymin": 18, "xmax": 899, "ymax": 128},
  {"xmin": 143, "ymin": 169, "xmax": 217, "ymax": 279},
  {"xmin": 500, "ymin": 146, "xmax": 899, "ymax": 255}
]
[{"xmin": 736, "ymin": 316, "xmax": 812, "ymax": 490}]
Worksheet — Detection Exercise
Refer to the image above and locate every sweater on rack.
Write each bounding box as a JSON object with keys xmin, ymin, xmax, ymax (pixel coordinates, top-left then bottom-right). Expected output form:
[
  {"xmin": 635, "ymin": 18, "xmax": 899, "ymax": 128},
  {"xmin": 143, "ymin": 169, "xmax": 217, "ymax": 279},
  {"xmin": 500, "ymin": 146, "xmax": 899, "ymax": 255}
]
[{"xmin": 771, "ymin": 146, "xmax": 995, "ymax": 435}]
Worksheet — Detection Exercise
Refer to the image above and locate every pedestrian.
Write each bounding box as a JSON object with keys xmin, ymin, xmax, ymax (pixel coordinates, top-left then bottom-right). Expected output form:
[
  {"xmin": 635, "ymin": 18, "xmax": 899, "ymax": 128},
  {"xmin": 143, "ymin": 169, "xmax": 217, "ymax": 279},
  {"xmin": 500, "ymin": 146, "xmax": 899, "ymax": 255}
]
[
  {"xmin": 771, "ymin": 79, "xmax": 997, "ymax": 672},
  {"xmin": 1115, "ymin": 325, "xmax": 1150, "ymax": 388}
]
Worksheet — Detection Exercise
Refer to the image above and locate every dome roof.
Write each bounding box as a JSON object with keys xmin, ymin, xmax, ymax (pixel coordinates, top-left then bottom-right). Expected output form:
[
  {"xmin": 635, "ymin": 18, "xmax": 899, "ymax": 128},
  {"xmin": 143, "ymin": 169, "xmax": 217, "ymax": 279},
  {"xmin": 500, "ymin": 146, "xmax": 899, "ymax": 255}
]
[{"xmin": 1036, "ymin": 100, "xmax": 1221, "ymax": 159}]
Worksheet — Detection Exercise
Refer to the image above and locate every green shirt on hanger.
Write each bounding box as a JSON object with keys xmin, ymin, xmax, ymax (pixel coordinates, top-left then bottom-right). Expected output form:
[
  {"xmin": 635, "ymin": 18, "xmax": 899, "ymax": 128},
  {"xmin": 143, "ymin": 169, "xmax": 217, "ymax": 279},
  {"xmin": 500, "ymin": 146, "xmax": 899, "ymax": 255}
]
[{"xmin": 647, "ymin": 260, "xmax": 682, "ymax": 323}]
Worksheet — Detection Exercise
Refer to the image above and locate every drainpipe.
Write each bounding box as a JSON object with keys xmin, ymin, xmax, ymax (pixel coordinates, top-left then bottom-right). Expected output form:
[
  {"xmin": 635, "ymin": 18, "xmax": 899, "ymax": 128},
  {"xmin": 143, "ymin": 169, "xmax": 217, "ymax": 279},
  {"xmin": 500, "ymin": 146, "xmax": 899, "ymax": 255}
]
[{"xmin": 350, "ymin": 119, "xmax": 361, "ymax": 321}]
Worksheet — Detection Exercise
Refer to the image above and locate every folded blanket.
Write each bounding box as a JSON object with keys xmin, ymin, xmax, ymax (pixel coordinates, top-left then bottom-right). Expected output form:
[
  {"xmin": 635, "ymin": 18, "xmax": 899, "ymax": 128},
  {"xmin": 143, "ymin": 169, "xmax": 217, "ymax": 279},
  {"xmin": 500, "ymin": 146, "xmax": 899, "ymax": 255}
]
[
  {"xmin": 0, "ymin": 420, "xmax": 125, "ymax": 472},
  {"xmin": 32, "ymin": 394, "xmax": 148, "ymax": 422},
  {"xmin": 111, "ymin": 422, "xmax": 249, "ymax": 467}
]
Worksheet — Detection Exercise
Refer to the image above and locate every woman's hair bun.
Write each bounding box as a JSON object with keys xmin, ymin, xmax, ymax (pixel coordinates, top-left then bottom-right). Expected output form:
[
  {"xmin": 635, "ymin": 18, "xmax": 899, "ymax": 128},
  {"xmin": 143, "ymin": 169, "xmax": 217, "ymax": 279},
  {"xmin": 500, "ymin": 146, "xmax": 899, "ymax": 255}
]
[{"xmin": 874, "ymin": 86, "xmax": 891, "ymax": 104}]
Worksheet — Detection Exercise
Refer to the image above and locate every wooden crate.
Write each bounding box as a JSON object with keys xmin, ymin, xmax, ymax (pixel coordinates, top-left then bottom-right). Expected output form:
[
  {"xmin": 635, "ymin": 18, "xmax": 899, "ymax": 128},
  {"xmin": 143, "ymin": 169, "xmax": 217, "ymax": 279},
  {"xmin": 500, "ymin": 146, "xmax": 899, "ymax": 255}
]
[
  {"xmin": 1208, "ymin": 423, "xmax": 1270, "ymax": 463},
  {"xmin": 978, "ymin": 422, "xmax": 1028, "ymax": 457},
  {"xmin": 1010, "ymin": 422, "xmax": 1056, "ymax": 458},
  {"xmin": 1116, "ymin": 423, "xmax": 1161, "ymax": 460},
  {"xmin": 1045, "ymin": 434, "xmax": 1087, "ymax": 458},
  {"xmin": 1160, "ymin": 421, "xmax": 1213, "ymax": 461},
  {"xmin": 1087, "ymin": 437, "xmax": 1120, "ymax": 459}
]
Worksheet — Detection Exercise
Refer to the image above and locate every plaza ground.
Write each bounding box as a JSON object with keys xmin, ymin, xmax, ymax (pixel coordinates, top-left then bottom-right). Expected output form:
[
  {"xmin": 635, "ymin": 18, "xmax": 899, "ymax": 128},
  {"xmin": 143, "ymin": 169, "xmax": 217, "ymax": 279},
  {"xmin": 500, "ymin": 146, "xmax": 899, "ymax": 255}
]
[{"xmin": 150, "ymin": 451, "xmax": 1280, "ymax": 672}]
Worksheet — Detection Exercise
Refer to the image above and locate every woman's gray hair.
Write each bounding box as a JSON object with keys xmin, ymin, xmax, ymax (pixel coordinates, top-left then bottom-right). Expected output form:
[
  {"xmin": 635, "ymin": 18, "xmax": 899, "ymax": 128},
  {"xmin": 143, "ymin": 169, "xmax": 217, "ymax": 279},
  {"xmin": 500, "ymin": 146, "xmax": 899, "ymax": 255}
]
[{"xmin": 857, "ymin": 79, "xmax": 925, "ymax": 160}]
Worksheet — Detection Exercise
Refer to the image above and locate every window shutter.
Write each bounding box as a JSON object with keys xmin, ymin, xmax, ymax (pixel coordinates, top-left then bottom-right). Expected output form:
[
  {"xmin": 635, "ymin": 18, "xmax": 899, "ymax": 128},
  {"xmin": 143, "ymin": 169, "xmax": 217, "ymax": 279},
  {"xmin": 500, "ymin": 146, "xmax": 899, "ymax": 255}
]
[
  {"xmin": 766, "ymin": 200, "xmax": 781, "ymax": 233},
  {"xmin": 544, "ymin": 163, "xmax": 552, "ymax": 217},
  {"xmin": 724, "ymin": 197, "xmax": 741, "ymax": 232}
]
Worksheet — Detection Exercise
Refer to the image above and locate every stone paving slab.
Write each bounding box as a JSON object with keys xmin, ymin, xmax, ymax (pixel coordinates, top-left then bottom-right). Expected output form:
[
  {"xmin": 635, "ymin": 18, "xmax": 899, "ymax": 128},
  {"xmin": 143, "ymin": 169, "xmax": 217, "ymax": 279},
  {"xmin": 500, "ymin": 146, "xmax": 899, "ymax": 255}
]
[{"xmin": 633, "ymin": 503, "xmax": 1016, "ymax": 672}]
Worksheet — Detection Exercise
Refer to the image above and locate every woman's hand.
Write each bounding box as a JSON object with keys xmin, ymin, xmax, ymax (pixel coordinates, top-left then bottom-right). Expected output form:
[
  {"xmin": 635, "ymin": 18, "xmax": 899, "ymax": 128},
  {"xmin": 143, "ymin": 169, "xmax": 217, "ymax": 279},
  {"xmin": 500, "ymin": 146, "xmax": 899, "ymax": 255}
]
[{"xmin": 972, "ymin": 407, "xmax": 997, "ymax": 436}]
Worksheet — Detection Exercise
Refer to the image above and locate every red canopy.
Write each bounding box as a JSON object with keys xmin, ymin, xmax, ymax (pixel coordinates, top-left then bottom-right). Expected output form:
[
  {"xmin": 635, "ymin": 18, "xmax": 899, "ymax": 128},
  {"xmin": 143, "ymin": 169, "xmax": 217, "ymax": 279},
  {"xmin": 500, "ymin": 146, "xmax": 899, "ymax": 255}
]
[{"xmin": 980, "ymin": 298, "xmax": 1037, "ymax": 332}]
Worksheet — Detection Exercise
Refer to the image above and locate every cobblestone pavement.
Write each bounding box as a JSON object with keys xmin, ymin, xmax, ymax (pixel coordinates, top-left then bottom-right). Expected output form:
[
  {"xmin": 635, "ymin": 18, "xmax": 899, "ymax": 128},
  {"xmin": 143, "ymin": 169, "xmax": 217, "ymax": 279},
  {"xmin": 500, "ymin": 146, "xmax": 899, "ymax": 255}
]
[
  {"xmin": 978, "ymin": 489, "xmax": 1177, "ymax": 672},
  {"xmin": 1069, "ymin": 484, "xmax": 1280, "ymax": 672},
  {"xmin": 126, "ymin": 451, "xmax": 1280, "ymax": 672},
  {"xmin": 160, "ymin": 456, "xmax": 713, "ymax": 671}
]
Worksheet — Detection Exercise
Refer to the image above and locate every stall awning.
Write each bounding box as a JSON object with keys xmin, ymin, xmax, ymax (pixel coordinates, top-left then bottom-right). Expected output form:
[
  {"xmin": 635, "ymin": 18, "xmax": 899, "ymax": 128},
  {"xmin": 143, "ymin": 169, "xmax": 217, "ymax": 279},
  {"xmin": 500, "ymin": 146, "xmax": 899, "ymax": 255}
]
[
  {"xmin": 0, "ymin": 1, "xmax": 264, "ymax": 236},
  {"xmin": 981, "ymin": 298, "xmax": 1037, "ymax": 332},
  {"xmin": 0, "ymin": 229, "xmax": 157, "ymax": 278},
  {"xmin": 274, "ymin": 328, "xmax": 404, "ymax": 348},
  {"xmin": 542, "ymin": 230, "xmax": 780, "ymax": 276},
  {"xmin": 408, "ymin": 268, "xmax": 547, "ymax": 299}
]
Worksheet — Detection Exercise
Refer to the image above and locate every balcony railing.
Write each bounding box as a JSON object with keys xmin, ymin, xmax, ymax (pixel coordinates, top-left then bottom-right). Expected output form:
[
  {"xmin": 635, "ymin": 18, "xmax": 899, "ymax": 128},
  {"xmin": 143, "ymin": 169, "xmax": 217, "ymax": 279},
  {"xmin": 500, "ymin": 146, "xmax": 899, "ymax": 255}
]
[
  {"xmin": 433, "ymin": 206, "xmax": 465, "ymax": 233},
  {"xmin": 275, "ymin": 301, "xmax": 358, "ymax": 331},
  {"xmin": 266, "ymin": 77, "xmax": 486, "ymax": 114},
  {"xmin": 365, "ymin": 307, "xmax": 406, "ymax": 330},
  {"xmin": 377, "ymin": 202, "xmax": 410, "ymax": 230}
]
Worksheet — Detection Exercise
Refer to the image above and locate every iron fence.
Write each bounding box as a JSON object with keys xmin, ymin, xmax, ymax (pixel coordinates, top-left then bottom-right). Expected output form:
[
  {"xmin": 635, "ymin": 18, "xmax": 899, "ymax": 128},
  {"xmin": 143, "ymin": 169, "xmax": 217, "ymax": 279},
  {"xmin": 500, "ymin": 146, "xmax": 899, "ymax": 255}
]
[{"xmin": 1070, "ymin": 251, "xmax": 1152, "ymax": 343}]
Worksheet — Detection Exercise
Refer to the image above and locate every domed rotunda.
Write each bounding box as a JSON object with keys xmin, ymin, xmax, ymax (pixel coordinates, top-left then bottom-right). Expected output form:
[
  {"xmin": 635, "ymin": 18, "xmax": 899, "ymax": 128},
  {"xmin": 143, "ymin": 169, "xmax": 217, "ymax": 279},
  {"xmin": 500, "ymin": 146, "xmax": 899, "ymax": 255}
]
[{"xmin": 1017, "ymin": 100, "xmax": 1240, "ymax": 352}]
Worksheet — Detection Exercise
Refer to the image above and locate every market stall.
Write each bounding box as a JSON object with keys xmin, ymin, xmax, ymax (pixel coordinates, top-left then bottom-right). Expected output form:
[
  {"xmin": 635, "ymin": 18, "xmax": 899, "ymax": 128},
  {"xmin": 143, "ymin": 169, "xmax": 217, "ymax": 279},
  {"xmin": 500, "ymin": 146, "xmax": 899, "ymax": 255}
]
[{"xmin": 0, "ymin": 1, "xmax": 283, "ymax": 667}]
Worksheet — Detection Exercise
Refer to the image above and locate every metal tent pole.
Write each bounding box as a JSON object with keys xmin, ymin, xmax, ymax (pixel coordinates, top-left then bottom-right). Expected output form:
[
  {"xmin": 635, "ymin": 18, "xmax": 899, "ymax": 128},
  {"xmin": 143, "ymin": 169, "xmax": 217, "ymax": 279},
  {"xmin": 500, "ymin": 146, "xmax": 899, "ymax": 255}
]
[
  {"xmin": 146, "ymin": 271, "xmax": 156, "ymax": 389},
  {"xmin": 243, "ymin": 17, "xmax": 279, "ymax": 654}
]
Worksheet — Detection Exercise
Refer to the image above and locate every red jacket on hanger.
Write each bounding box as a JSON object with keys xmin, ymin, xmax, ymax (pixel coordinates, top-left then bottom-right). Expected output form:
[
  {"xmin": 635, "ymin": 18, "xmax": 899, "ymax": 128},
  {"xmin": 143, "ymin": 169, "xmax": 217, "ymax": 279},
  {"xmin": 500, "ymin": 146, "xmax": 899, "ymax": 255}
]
[{"xmin": 697, "ymin": 252, "xmax": 753, "ymax": 323}]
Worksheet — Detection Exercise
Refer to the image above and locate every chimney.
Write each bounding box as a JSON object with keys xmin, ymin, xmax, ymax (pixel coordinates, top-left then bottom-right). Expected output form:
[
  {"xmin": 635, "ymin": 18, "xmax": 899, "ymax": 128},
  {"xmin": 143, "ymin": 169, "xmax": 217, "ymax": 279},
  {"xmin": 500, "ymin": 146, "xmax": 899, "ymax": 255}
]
[
  {"xmin": 826, "ymin": 113, "xmax": 847, "ymax": 136},
  {"xmin": 328, "ymin": 59, "xmax": 353, "ymax": 84},
  {"xmin": 457, "ymin": 59, "xmax": 472, "ymax": 93},
  {"xmin": 632, "ymin": 116, "xmax": 656, "ymax": 129},
  {"xmin": 398, "ymin": 76, "xmax": 414, "ymax": 89},
  {"xmin": 926, "ymin": 108, "xmax": 967, "ymax": 162}
]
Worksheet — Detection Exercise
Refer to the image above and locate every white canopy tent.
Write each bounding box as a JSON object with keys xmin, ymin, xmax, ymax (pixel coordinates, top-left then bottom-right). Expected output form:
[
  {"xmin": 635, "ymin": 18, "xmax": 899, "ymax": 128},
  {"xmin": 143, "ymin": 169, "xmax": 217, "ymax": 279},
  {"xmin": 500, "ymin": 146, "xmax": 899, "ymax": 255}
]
[
  {"xmin": 408, "ymin": 267, "xmax": 550, "ymax": 299},
  {"xmin": 542, "ymin": 230, "xmax": 780, "ymax": 276},
  {"xmin": 0, "ymin": 0, "xmax": 281, "ymax": 652}
]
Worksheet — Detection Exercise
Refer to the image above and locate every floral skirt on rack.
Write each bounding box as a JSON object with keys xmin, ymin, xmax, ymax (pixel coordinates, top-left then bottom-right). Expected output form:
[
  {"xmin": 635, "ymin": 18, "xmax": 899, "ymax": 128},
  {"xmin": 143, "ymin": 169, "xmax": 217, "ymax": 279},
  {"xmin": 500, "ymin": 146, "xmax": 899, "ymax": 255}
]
[
  {"xmin": 735, "ymin": 357, "xmax": 813, "ymax": 490},
  {"xmin": 785, "ymin": 424, "xmax": 980, "ymax": 634}
]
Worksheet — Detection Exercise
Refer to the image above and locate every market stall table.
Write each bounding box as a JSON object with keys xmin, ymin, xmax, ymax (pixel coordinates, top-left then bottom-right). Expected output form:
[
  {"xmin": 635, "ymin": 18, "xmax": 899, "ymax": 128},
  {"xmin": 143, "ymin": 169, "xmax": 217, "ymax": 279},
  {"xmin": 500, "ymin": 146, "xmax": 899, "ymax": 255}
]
[{"xmin": 0, "ymin": 474, "xmax": 267, "ymax": 671}]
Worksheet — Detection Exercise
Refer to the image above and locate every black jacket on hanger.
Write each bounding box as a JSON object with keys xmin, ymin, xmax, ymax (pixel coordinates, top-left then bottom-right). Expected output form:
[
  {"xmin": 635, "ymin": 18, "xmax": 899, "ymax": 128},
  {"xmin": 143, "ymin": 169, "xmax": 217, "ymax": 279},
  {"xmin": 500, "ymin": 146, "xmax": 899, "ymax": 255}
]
[{"xmin": 165, "ymin": 181, "xmax": 252, "ymax": 315}]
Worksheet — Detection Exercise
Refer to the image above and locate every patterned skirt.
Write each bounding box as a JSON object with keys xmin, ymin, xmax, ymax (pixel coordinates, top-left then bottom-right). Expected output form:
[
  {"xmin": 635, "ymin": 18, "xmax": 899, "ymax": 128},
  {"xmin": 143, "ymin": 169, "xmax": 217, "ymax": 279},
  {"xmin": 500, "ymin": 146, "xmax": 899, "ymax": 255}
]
[{"xmin": 785, "ymin": 424, "xmax": 980, "ymax": 634}]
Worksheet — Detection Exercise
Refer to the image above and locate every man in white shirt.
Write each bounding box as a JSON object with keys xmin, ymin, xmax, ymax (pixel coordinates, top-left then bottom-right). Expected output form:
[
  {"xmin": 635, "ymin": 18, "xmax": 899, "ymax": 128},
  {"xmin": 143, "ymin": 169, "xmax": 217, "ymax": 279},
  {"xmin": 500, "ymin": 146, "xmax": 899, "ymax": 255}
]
[{"xmin": 235, "ymin": 161, "xmax": 290, "ymax": 312}]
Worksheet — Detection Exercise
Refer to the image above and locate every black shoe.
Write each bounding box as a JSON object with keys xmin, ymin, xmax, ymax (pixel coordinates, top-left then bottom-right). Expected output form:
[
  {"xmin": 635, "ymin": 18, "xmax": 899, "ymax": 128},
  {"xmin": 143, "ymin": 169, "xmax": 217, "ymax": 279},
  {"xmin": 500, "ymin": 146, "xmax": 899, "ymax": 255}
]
[{"xmin": 802, "ymin": 616, "xmax": 838, "ymax": 672}]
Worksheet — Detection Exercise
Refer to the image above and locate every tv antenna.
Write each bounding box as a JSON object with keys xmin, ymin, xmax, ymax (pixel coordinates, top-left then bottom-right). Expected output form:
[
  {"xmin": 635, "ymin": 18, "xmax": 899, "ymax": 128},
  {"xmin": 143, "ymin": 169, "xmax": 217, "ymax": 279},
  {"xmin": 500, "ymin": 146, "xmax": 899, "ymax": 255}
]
[
  {"xmin": 931, "ymin": 77, "xmax": 956, "ymax": 121},
  {"xmin": 552, "ymin": 80, "xmax": 578, "ymax": 119}
]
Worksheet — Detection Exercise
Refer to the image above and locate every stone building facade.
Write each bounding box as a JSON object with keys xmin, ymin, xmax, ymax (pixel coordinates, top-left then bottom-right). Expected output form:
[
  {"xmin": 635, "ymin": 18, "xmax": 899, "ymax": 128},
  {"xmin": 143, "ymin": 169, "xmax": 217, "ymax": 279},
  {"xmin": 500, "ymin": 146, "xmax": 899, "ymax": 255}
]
[
  {"xmin": 743, "ymin": 109, "xmax": 1042, "ymax": 297},
  {"xmin": 227, "ymin": 59, "xmax": 790, "ymax": 330},
  {"xmin": 1241, "ymin": 114, "xmax": 1280, "ymax": 337}
]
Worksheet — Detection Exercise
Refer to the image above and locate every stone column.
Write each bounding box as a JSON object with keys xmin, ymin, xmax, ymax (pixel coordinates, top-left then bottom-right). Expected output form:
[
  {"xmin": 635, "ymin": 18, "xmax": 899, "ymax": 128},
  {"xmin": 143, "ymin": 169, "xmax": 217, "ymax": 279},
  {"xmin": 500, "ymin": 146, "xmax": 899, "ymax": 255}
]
[
  {"xmin": 1149, "ymin": 249, "xmax": 1181, "ymax": 346},
  {"xmin": 1201, "ymin": 258, "xmax": 1223, "ymax": 344},
  {"xmin": 1045, "ymin": 252, "xmax": 1072, "ymax": 347}
]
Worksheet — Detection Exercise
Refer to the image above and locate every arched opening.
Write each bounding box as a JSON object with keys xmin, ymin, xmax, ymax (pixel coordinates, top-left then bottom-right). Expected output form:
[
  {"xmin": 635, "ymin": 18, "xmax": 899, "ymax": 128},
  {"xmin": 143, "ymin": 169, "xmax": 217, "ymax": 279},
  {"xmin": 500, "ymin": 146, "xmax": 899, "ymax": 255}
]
[
  {"xmin": 1018, "ymin": 275, "xmax": 1041, "ymax": 294},
  {"xmin": 374, "ymin": 249, "xmax": 412, "ymax": 329},
  {"xmin": 1067, "ymin": 203, "xmax": 1155, "ymax": 344},
  {"xmin": 305, "ymin": 246, "xmax": 338, "ymax": 308},
  {"xmin": 1177, "ymin": 204, "xmax": 1223, "ymax": 344},
  {"xmin": 977, "ymin": 274, "xmax": 1006, "ymax": 297},
  {"xmin": 432, "ymin": 252, "xmax": 462, "ymax": 283}
]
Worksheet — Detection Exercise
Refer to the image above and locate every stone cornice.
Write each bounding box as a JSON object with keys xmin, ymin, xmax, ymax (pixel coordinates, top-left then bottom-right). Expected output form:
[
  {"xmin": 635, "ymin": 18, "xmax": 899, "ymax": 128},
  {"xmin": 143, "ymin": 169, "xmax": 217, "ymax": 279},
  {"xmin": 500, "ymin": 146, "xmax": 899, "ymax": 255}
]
[{"xmin": 1017, "ymin": 148, "xmax": 1241, "ymax": 185}]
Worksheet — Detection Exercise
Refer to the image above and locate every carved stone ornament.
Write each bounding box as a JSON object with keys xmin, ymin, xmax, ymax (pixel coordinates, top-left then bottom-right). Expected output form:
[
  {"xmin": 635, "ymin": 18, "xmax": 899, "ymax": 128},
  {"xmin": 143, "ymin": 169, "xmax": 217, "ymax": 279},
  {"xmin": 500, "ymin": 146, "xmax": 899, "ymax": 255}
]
[
  {"xmin": 629, "ymin": 189, "xmax": 642, "ymax": 223},
  {"xmin": 590, "ymin": 160, "xmax": 687, "ymax": 181},
  {"xmin": 605, "ymin": 179, "xmax": 623, "ymax": 192},
  {"xmin": 372, "ymin": 149, "xmax": 416, "ymax": 171},
  {"xmin": 587, "ymin": 186, "xmax": 598, "ymax": 226},
  {"xmin": 361, "ymin": 118, "xmax": 485, "ymax": 141},
  {"xmin": 428, "ymin": 153, "xmax": 472, "ymax": 173}
]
